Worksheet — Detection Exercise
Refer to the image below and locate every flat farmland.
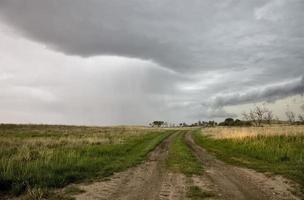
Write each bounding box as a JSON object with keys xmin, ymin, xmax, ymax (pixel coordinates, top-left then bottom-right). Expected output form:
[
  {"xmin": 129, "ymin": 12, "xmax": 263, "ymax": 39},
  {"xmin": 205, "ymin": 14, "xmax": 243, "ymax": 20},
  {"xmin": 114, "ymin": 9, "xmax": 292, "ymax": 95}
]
[
  {"xmin": 0, "ymin": 124, "xmax": 172, "ymax": 198},
  {"xmin": 0, "ymin": 125, "xmax": 303, "ymax": 200}
]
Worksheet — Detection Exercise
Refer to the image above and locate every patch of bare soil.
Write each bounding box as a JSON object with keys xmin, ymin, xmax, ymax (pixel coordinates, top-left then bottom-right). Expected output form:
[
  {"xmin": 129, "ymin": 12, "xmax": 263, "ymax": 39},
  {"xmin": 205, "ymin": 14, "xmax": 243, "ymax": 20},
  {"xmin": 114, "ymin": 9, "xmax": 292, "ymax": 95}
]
[
  {"xmin": 185, "ymin": 133, "xmax": 302, "ymax": 200},
  {"xmin": 73, "ymin": 133, "xmax": 190, "ymax": 200}
]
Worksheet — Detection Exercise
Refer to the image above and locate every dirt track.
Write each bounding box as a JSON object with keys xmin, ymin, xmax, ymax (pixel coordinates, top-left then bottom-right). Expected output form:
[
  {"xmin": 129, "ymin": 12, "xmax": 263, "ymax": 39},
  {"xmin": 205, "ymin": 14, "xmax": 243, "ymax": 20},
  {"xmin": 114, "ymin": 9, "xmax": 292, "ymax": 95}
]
[
  {"xmin": 73, "ymin": 132, "xmax": 301, "ymax": 200},
  {"xmin": 74, "ymin": 133, "xmax": 190, "ymax": 200},
  {"xmin": 185, "ymin": 132, "xmax": 301, "ymax": 200}
]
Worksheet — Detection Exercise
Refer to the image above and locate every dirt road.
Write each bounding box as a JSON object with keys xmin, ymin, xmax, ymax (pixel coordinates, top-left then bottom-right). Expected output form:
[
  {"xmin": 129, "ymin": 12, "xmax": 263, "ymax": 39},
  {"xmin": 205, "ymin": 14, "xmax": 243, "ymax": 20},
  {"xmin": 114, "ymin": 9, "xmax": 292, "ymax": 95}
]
[
  {"xmin": 74, "ymin": 132, "xmax": 190, "ymax": 200},
  {"xmin": 185, "ymin": 132, "xmax": 301, "ymax": 200},
  {"xmin": 72, "ymin": 132, "xmax": 301, "ymax": 200}
]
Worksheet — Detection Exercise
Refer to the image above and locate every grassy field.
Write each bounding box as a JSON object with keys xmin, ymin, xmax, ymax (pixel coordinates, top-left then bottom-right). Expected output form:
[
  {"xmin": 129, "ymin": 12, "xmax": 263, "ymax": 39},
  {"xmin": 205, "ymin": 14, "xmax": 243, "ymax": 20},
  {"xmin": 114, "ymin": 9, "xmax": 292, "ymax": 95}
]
[
  {"xmin": 202, "ymin": 125, "xmax": 304, "ymax": 139},
  {"xmin": 0, "ymin": 124, "xmax": 172, "ymax": 197},
  {"xmin": 193, "ymin": 126, "xmax": 304, "ymax": 189},
  {"xmin": 166, "ymin": 130, "xmax": 202, "ymax": 176}
]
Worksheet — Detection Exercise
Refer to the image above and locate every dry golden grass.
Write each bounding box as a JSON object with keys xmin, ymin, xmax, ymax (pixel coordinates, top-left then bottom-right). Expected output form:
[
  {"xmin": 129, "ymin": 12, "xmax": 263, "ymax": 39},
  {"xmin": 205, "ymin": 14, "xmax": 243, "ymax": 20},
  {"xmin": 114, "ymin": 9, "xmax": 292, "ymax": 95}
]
[
  {"xmin": 0, "ymin": 125, "xmax": 159, "ymax": 149},
  {"xmin": 202, "ymin": 125, "xmax": 304, "ymax": 139}
]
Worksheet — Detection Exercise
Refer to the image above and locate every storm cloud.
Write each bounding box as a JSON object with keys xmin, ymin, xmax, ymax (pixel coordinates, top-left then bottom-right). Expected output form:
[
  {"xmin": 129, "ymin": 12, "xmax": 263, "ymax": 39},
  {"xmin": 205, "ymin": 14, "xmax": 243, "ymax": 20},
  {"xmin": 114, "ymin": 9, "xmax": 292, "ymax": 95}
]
[
  {"xmin": 209, "ymin": 76, "xmax": 304, "ymax": 108},
  {"xmin": 0, "ymin": 0, "xmax": 303, "ymax": 124},
  {"xmin": 1, "ymin": 0, "xmax": 303, "ymax": 73}
]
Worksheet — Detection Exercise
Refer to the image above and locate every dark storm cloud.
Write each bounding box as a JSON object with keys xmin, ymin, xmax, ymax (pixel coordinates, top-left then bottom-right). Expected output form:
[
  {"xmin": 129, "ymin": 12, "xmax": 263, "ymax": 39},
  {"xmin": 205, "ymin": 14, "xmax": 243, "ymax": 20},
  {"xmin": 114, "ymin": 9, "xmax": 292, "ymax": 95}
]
[
  {"xmin": 0, "ymin": 0, "xmax": 304, "ymax": 123},
  {"xmin": 2, "ymin": 0, "xmax": 303, "ymax": 73},
  {"xmin": 209, "ymin": 76, "xmax": 304, "ymax": 108}
]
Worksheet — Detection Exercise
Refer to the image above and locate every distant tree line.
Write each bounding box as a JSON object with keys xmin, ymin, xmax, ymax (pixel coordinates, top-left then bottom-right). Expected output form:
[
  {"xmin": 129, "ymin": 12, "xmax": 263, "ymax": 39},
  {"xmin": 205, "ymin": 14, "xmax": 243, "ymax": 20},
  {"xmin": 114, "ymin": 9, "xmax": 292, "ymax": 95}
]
[
  {"xmin": 218, "ymin": 118, "xmax": 251, "ymax": 127},
  {"xmin": 195, "ymin": 121, "xmax": 217, "ymax": 127},
  {"xmin": 240, "ymin": 105, "xmax": 304, "ymax": 126},
  {"xmin": 149, "ymin": 104, "xmax": 304, "ymax": 128},
  {"xmin": 149, "ymin": 120, "xmax": 218, "ymax": 128}
]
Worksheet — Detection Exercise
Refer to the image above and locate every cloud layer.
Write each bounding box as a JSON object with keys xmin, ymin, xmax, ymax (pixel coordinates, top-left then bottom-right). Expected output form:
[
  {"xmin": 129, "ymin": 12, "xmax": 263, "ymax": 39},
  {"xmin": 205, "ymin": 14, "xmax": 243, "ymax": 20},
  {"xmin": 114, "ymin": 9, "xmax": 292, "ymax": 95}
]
[
  {"xmin": 1, "ymin": 0, "xmax": 303, "ymax": 74},
  {"xmin": 209, "ymin": 76, "xmax": 304, "ymax": 108},
  {"xmin": 0, "ymin": 0, "xmax": 303, "ymax": 124}
]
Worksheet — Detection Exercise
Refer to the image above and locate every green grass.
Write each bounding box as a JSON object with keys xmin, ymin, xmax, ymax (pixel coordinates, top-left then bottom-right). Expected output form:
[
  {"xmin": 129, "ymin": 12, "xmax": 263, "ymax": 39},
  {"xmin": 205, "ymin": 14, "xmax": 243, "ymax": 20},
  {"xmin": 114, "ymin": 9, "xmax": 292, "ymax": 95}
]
[
  {"xmin": 0, "ymin": 124, "xmax": 172, "ymax": 196},
  {"xmin": 166, "ymin": 131, "xmax": 202, "ymax": 176},
  {"xmin": 186, "ymin": 186, "xmax": 214, "ymax": 199},
  {"xmin": 193, "ymin": 130, "xmax": 304, "ymax": 189}
]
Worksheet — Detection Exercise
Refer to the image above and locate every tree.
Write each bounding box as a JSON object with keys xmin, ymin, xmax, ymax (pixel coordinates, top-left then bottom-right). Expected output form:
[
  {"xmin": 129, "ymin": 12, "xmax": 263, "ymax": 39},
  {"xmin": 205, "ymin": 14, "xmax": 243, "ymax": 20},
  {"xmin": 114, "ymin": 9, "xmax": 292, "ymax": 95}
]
[
  {"xmin": 285, "ymin": 111, "xmax": 295, "ymax": 124},
  {"xmin": 152, "ymin": 121, "xmax": 164, "ymax": 127},
  {"xmin": 242, "ymin": 106, "xmax": 272, "ymax": 126},
  {"xmin": 234, "ymin": 119, "xmax": 242, "ymax": 126},
  {"xmin": 249, "ymin": 109, "xmax": 259, "ymax": 126},
  {"xmin": 242, "ymin": 112, "xmax": 250, "ymax": 121},
  {"xmin": 224, "ymin": 118, "xmax": 234, "ymax": 126},
  {"xmin": 198, "ymin": 121, "xmax": 202, "ymax": 126},
  {"xmin": 298, "ymin": 104, "xmax": 304, "ymax": 124},
  {"xmin": 254, "ymin": 106, "xmax": 268, "ymax": 126},
  {"xmin": 242, "ymin": 108, "xmax": 259, "ymax": 126},
  {"xmin": 263, "ymin": 108, "xmax": 273, "ymax": 125},
  {"xmin": 208, "ymin": 120, "xmax": 216, "ymax": 127}
]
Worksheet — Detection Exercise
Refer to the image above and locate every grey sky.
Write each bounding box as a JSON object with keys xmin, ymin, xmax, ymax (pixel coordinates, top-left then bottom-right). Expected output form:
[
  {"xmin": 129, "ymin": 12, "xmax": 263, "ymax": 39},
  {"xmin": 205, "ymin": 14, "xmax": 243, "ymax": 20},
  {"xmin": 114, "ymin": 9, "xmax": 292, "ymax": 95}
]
[{"xmin": 0, "ymin": 0, "xmax": 303, "ymax": 125}]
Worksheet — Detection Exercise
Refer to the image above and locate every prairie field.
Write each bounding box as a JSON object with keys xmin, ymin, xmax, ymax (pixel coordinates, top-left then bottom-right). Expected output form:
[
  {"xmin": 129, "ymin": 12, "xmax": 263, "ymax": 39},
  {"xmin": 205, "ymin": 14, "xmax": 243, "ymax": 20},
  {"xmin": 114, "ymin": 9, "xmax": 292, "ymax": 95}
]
[
  {"xmin": 193, "ymin": 125, "xmax": 304, "ymax": 190},
  {"xmin": 202, "ymin": 125, "xmax": 304, "ymax": 139},
  {"xmin": 1, "ymin": 125, "xmax": 303, "ymax": 200},
  {"xmin": 0, "ymin": 124, "xmax": 172, "ymax": 196}
]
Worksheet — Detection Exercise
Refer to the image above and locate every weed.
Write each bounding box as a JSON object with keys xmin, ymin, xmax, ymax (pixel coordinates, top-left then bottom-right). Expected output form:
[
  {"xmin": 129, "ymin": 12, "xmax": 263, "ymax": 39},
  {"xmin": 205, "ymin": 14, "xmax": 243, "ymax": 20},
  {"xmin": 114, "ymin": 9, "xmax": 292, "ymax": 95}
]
[{"xmin": 25, "ymin": 187, "xmax": 45, "ymax": 200}]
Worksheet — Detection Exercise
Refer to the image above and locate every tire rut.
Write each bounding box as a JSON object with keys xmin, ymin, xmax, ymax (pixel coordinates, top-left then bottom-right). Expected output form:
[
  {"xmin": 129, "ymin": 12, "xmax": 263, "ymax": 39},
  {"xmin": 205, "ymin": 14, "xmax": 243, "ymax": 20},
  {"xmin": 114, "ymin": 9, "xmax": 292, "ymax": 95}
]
[
  {"xmin": 185, "ymin": 132, "xmax": 301, "ymax": 200},
  {"xmin": 74, "ymin": 132, "xmax": 184, "ymax": 200},
  {"xmin": 158, "ymin": 172, "xmax": 187, "ymax": 200}
]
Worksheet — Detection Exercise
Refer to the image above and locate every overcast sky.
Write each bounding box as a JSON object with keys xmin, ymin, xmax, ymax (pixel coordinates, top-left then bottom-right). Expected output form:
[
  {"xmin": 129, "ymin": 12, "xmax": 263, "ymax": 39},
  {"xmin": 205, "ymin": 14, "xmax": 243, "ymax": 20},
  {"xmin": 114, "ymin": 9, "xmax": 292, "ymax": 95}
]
[{"xmin": 0, "ymin": 0, "xmax": 303, "ymax": 125}]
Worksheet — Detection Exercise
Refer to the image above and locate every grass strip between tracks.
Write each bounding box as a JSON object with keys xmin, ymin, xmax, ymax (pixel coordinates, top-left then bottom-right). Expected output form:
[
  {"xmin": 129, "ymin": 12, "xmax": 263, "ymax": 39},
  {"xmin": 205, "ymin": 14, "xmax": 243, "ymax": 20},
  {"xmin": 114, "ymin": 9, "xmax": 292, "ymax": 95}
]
[{"xmin": 166, "ymin": 131, "xmax": 202, "ymax": 176}]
